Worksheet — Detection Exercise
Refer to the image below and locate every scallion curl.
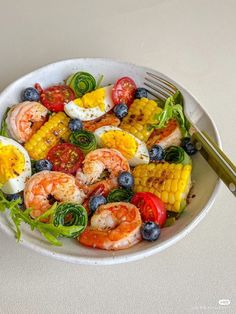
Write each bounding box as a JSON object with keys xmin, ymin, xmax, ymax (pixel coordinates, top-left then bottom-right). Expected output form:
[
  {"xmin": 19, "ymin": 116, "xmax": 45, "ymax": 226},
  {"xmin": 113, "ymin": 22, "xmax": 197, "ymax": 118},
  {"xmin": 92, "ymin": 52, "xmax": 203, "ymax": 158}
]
[
  {"xmin": 164, "ymin": 146, "xmax": 192, "ymax": 165},
  {"xmin": 66, "ymin": 72, "xmax": 96, "ymax": 97},
  {"xmin": 53, "ymin": 202, "xmax": 87, "ymax": 238},
  {"xmin": 107, "ymin": 189, "xmax": 134, "ymax": 203},
  {"xmin": 69, "ymin": 130, "xmax": 97, "ymax": 154}
]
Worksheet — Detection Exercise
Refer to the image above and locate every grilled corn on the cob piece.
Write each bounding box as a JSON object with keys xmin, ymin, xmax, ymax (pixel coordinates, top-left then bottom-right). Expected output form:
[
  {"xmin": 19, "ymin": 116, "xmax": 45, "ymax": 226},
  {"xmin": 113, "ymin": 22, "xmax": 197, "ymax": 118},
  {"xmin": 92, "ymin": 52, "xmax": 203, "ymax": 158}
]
[
  {"xmin": 133, "ymin": 162, "xmax": 192, "ymax": 212},
  {"xmin": 120, "ymin": 98, "xmax": 162, "ymax": 142},
  {"xmin": 24, "ymin": 112, "xmax": 70, "ymax": 160}
]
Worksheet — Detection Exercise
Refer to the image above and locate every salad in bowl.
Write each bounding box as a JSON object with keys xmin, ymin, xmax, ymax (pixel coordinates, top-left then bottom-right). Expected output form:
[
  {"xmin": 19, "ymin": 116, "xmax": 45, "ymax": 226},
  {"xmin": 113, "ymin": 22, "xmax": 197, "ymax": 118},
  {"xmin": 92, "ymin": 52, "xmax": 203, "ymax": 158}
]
[{"xmin": 0, "ymin": 59, "xmax": 220, "ymax": 264}]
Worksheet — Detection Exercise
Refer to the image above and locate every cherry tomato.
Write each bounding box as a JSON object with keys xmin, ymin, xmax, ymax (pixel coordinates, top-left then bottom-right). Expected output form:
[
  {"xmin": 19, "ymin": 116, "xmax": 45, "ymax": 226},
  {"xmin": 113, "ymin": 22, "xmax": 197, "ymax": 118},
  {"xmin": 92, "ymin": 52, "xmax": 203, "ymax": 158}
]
[
  {"xmin": 112, "ymin": 77, "xmax": 137, "ymax": 106},
  {"xmin": 131, "ymin": 192, "xmax": 166, "ymax": 227},
  {"xmin": 47, "ymin": 143, "xmax": 84, "ymax": 175},
  {"xmin": 35, "ymin": 84, "xmax": 75, "ymax": 112}
]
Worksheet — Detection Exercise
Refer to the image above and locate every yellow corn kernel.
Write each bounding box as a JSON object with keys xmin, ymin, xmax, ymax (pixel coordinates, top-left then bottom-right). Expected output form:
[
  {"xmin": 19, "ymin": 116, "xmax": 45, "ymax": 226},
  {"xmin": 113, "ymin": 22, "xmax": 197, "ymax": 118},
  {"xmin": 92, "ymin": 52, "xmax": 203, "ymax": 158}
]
[
  {"xmin": 135, "ymin": 124, "xmax": 143, "ymax": 132},
  {"xmin": 175, "ymin": 191, "xmax": 183, "ymax": 201},
  {"xmin": 174, "ymin": 200, "xmax": 181, "ymax": 211},
  {"xmin": 161, "ymin": 163, "xmax": 168, "ymax": 170},
  {"xmin": 168, "ymin": 163, "xmax": 176, "ymax": 171},
  {"xmin": 168, "ymin": 192, "xmax": 175, "ymax": 204},
  {"xmin": 171, "ymin": 179, "xmax": 178, "ymax": 193},
  {"xmin": 181, "ymin": 164, "xmax": 192, "ymax": 180},
  {"xmin": 161, "ymin": 191, "xmax": 168, "ymax": 203},
  {"xmin": 135, "ymin": 132, "xmax": 144, "ymax": 141},
  {"xmin": 178, "ymin": 179, "xmax": 186, "ymax": 191},
  {"xmin": 147, "ymin": 163, "xmax": 156, "ymax": 171},
  {"xmin": 129, "ymin": 127, "xmax": 138, "ymax": 135},
  {"xmin": 183, "ymin": 164, "xmax": 192, "ymax": 172},
  {"xmin": 181, "ymin": 170, "xmax": 189, "ymax": 180},
  {"xmin": 173, "ymin": 170, "xmax": 181, "ymax": 179},
  {"xmin": 165, "ymin": 179, "xmax": 172, "ymax": 192}
]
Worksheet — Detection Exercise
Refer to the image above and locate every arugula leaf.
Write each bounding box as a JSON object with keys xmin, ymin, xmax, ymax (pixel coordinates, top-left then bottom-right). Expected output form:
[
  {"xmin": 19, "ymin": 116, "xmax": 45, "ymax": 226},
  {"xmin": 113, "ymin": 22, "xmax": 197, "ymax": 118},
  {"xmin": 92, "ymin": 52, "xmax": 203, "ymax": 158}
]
[
  {"xmin": 173, "ymin": 90, "xmax": 184, "ymax": 107},
  {"xmin": 0, "ymin": 191, "xmax": 88, "ymax": 246},
  {"xmin": 151, "ymin": 91, "xmax": 189, "ymax": 137},
  {"xmin": 173, "ymin": 91, "xmax": 191, "ymax": 131},
  {"xmin": 0, "ymin": 107, "xmax": 10, "ymax": 137},
  {"xmin": 155, "ymin": 96, "xmax": 174, "ymax": 129}
]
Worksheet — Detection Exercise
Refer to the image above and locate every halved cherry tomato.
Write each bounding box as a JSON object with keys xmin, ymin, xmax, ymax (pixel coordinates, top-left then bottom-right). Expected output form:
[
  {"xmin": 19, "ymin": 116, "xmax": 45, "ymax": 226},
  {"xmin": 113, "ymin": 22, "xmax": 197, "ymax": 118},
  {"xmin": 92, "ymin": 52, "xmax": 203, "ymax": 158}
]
[
  {"xmin": 35, "ymin": 84, "xmax": 75, "ymax": 112},
  {"xmin": 47, "ymin": 143, "xmax": 84, "ymax": 175},
  {"xmin": 131, "ymin": 192, "xmax": 166, "ymax": 227},
  {"xmin": 112, "ymin": 77, "xmax": 137, "ymax": 106}
]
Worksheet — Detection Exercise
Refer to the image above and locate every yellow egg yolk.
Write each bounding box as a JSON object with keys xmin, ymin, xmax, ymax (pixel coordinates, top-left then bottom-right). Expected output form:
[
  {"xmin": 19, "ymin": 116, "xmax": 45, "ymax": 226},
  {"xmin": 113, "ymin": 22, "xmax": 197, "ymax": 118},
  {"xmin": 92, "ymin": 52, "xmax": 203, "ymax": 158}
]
[
  {"xmin": 100, "ymin": 130, "xmax": 138, "ymax": 159},
  {"xmin": 74, "ymin": 88, "xmax": 106, "ymax": 111},
  {"xmin": 0, "ymin": 143, "xmax": 25, "ymax": 185}
]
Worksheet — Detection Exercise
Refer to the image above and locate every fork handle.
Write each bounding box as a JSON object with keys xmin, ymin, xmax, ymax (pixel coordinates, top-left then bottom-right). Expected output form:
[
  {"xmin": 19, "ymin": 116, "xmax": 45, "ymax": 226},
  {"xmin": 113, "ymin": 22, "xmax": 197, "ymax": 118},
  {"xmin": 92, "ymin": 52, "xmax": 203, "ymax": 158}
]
[{"xmin": 191, "ymin": 131, "xmax": 236, "ymax": 196}]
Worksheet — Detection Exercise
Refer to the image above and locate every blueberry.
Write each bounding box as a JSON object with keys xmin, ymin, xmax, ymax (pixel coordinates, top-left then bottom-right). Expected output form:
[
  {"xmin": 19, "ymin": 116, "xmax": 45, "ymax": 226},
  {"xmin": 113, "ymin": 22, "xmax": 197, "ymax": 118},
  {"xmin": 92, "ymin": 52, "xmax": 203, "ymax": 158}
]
[
  {"xmin": 113, "ymin": 103, "xmax": 128, "ymax": 119},
  {"xmin": 89, "ymin": 195, "xmax": 107, "ymax": 214},
  {"xmin": 134, "ymin": 87, "xmax": 148, "ymax": 99},
  {"xmin": 35, "ymin": 159, "xmax": 53, "ymax": 172},
  {"xmin": 149, "ymin": 145, "xmax": 165, "ymax": 161},
  {"xmin": 5, "ymin": 193, "xmax": 24, "ymax": 208},
  {"xmin": 141, "ymin": 222, "xmax": 161, "ymax": 241},
  {"xmin": 118, "ymin": 172, "xmax": 134, "ymax": 189},
  {"xmin": 69, "ymin": 118, "xmax": 83, "ymax": 132},
  {"xmin": 22, "ymin": 87, "xmax": 40, "ymax": 102},
  {"xmin": 5, "ymin": 193, "xmax": 22, "ymax": 202},
  {"xmin": 181, "ymin": 137, "xmax": 197, "ymax": 155}
]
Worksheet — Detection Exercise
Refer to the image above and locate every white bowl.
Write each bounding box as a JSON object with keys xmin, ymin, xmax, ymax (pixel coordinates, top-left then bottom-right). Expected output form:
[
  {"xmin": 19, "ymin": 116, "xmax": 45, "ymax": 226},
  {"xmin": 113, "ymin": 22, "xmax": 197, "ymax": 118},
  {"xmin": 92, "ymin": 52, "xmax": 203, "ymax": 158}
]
[{"xmin": 0, "ymin": 58, "xmax": 221, "ymax": 265}]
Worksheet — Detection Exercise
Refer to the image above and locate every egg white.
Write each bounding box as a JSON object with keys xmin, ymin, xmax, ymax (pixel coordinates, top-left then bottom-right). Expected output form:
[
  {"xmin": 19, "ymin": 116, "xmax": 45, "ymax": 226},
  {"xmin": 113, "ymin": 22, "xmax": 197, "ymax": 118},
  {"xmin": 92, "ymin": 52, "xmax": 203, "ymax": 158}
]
[
  {"xmin": 0, "ymin": 136, "xmax": 31, "ymax": 194},
  {"xmin": 94, "ymin": 126, "xmax": 150, "ymax": 166},
  {"xmin": 64, "ymin": 85, "xmax": 115, "ymax": 121}
]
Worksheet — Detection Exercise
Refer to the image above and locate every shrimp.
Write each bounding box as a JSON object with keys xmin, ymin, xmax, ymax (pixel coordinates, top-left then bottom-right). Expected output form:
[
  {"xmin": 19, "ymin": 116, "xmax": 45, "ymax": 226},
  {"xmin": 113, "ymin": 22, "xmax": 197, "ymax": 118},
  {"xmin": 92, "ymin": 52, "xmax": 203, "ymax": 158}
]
[
  {"xmin": 83, "ymin": 114, "xmax": 120, "ymax": 132},
  {"xmin": 147, "ymin": 119, "xmax": 182, "ymax": 149},
  {"xmin": 24, "ymin": 171, "xmax": 86, "ymax": 218},
  {"xmin": 6, "ymin": 101, "xmax": 48, "ymax": 143},
  {"xmin": 76, "ymin": 148, "xmax": 130, "ymax": 195},
  {"xmin": 79, "ymin": 202, "xmax": 142, "ymax": 250}
]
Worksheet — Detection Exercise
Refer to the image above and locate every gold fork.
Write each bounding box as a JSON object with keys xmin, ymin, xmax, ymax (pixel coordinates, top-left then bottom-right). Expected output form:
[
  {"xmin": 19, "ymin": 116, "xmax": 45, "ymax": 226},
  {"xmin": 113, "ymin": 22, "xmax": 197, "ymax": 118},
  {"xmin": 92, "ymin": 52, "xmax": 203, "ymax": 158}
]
[{"xmin": 144, "ymin": 72, "xmax": 236, "ymax": 197}]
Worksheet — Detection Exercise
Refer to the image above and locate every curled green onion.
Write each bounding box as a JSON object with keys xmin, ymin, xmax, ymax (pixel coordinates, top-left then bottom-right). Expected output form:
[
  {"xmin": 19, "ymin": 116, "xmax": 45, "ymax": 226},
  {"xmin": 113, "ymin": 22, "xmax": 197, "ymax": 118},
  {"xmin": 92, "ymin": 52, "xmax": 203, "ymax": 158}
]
[
  {"xmin": 164, "ymin": 146, "xmax": 192, "ymax": 165},
  {"xmin": 69, "ymin": 130, "xmax": 97, "ymax": 154},
  {"xmin": 107, "ymin": 189, "xmax": 134, "ymax": 203},
  {"xmin": 53, "ymin": 202, "xmax": 87, "ymax": 238},
  {"xmin": 66, "ymin": 72, "xmax": 96, "ymax": 97}
]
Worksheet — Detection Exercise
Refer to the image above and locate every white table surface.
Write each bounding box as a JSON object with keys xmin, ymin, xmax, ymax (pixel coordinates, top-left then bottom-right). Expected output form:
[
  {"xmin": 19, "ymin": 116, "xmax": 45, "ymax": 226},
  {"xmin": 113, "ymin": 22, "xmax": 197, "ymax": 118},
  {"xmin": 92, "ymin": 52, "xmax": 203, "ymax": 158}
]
[{"xmin": 0, "ymin": 0, "xmax": 235, "ymax": 313}]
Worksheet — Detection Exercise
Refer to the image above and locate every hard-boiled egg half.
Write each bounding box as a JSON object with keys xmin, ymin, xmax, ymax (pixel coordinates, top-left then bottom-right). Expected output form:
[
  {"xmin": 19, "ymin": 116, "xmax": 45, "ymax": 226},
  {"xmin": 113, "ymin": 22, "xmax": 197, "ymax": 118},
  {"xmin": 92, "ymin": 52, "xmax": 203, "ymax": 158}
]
[
  {"xmin": 94, "ymin": 126, "xmax": 150, "ymax": 166},
  {"xmin": 0, "ymin": 136, "xmax": 31, "ymax": 194},
  {"xmin": 64, "ymin": 85, "xmax": 115, "ymax": 121}
]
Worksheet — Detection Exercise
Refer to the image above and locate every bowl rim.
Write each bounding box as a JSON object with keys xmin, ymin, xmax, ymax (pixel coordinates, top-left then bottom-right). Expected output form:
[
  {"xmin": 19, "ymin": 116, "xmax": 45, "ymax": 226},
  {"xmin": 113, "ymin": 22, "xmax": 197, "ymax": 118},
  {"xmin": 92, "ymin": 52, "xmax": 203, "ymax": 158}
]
[{"xmin": 0, "ymin": 58, "xmax": 222, "ymax": 265}]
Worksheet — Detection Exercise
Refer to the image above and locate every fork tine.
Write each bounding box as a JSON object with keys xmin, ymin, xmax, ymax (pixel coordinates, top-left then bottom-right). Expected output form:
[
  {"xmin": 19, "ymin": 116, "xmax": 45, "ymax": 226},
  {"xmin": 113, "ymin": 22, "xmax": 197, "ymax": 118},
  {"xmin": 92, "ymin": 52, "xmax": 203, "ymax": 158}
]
[
  {"xmin": 146, "ymin": 72, "xmax": 178, "ymax": 92},
  {"xmin": 143, "ymin": 85, "xmax": 166, "ymax": 102},
  {"xmin": 145, "ymin": 77, "xmax": 174, "ymax": 97},
  {"xmin": 144, "ymin": 82, "xmax": 170, "ymax": 100}
]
